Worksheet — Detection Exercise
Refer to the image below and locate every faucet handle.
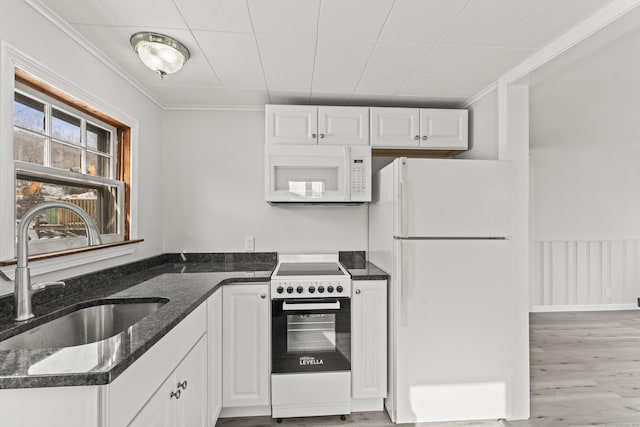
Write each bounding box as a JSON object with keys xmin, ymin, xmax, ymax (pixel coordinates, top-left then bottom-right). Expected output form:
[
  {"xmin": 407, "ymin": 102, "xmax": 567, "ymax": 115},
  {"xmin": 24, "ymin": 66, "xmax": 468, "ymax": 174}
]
[{"xmin": 31, "ymin": 281, "xmax": 65, "ymax": 293}]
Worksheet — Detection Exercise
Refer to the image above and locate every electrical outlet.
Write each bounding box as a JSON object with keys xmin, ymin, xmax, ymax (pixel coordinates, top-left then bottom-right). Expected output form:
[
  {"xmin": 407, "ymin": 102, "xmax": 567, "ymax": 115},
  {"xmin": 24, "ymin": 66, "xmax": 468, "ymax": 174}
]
[
  {"xmin": 605, "ymin": 288, "xmax": 611, "ymax": 298},
  {"xmin": 245, "ymin": 236, "xmax": 255, "ymax": 252}
]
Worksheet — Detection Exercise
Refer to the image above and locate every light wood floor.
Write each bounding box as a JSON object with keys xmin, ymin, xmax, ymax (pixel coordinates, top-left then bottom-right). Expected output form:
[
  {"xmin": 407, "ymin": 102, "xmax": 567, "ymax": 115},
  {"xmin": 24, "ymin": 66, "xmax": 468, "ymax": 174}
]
[{"xmin": 218, "ymin": 310, "xmax": 640, "ymax": 427}]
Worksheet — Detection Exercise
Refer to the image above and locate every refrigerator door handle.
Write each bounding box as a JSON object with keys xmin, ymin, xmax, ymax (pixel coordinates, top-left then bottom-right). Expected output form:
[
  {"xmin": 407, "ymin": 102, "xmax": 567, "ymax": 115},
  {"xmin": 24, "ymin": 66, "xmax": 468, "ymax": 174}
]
[
  {"xmin": 399, "ymin": 239, "xmax": 409, "ymax": 327},
  {"xmin": 398, "ymin": 159, "xmax": 408, "ymax": 237}
]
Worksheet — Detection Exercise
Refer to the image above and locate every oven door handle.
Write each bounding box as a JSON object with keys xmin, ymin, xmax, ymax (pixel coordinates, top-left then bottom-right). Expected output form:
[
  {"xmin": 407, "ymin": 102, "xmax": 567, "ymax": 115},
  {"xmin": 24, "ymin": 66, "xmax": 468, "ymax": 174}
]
[{"xmin": 282, "ymin": 300, "xmax": 341, "ymax": 311}]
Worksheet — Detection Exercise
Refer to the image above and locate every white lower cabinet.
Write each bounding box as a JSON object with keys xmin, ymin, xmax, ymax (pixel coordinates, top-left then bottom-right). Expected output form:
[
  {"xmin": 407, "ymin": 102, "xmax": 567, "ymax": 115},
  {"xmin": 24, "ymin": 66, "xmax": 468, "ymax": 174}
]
[
  {"xmin": 130, "ymin": 336, "xmax": 207, "ymax": 427},
  {"xmin": 351, "ymin": 280, "xmax": 387, "ymax": 405},
  {"xmin": 221, "ymin": 283, "xmax": 271, "ymax": 415},
  {"xmin": 208, "ymin": 288, "xmax": 223, "ymax": 425}
]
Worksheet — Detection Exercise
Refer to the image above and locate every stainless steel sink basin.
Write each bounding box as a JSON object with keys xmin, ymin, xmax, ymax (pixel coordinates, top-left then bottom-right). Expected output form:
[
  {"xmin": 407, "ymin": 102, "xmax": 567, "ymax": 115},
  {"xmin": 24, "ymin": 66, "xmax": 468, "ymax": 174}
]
[{"xmin": 0, "ymin": 299, "xmax": 168, "ymax": 350}]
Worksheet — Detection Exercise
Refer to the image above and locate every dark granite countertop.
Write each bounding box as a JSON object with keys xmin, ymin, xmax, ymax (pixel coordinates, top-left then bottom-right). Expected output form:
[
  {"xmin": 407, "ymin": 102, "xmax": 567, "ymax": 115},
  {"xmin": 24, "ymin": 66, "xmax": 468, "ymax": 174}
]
[{"xmin": 0, "ymin": 251, "xmax": 387, "ymax": 389}]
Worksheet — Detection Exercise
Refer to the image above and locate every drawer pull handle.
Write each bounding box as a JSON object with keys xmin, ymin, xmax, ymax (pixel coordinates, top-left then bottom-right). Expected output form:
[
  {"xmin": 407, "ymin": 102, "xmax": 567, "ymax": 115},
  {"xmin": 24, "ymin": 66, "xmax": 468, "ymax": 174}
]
[
  {"xmin": 178, "ymin": 380, "xmax": 188, "ymax": 390},
  {"xmin": 170, "ymin": 390, "xmax": 181, "ymax": 400}
]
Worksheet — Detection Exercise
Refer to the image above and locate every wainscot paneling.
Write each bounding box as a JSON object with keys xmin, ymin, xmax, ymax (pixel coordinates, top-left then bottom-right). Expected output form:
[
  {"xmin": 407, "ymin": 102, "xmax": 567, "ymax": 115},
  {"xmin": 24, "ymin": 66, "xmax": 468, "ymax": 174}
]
[{"xmin": 533, "ymin": 240, "xmax": 640, "ymax": 311}]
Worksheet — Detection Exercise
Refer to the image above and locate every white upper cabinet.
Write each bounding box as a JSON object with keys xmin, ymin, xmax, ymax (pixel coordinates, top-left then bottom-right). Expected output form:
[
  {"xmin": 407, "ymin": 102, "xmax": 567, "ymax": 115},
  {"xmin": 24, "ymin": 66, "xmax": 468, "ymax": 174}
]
[
  {"xmin": 371, "ymin": 107, "xmax": 468, "ymax": 150},
  {"xmin": 266, "ymin": 105, "xmax": 318, "ymax": 145},
  {"xmin": 419, "ymin": 109, "xmax": 468, "ymax": 150},
  {"xmin": 266, "ymin": 105, "xmax": 369, "ymax": 145},
  {"xmin": 370, "ymin": 107, "xmax": 420, "ymax": 148},
  {"xmin": 317, "ymin": 106, "xmax": 369, "ymax": 145}
]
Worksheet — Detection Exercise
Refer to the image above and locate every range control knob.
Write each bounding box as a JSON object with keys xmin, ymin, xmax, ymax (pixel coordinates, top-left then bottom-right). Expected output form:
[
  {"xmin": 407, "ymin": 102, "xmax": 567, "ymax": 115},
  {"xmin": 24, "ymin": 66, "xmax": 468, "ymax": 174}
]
[
  {"xmin": 296, "ymin": 286, "xmax": 304, "ymax": 294},
  {"xmin": 336, "ymin": 285, "xmax": 344, "ymax": 293},
  {"xmin": 308, "ymin": 286, "xmax": 315, "ymax": 294},
  {"xmin": 286, "ymin": 286, "xmax": 294, "ymax": 294},
  {"xmin": 317, "ymin": 286, "xmax": 325, "ymax": 293},
  {"xmin": 327, "ymin": 285, "xmax": 334, "ymax": 293},
  {"xmin": 277, "ymin": 286, "xmax": 284, "ymax": 294}
]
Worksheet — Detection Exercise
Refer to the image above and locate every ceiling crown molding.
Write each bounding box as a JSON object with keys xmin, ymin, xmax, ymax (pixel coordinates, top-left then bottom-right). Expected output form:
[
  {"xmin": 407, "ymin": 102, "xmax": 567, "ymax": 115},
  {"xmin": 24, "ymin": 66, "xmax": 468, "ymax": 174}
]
[{"xmin": 24, "ymin": 0, "xmax": 163, "ymax": 109}]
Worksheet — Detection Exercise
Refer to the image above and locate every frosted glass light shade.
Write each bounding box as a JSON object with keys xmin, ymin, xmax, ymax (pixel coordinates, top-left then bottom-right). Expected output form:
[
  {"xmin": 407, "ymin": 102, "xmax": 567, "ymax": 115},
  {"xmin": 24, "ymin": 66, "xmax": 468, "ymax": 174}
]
[{"xmin": 130, "ymin": 32, "xmax": 190, "ymax": 77}]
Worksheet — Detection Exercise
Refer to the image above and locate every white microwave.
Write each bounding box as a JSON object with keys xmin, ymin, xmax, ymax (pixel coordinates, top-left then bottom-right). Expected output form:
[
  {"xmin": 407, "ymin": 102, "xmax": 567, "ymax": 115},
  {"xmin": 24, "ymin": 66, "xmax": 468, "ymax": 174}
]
[{"xmin": 264, "ymin": 144, "xmax": 371, "ymax": 204}]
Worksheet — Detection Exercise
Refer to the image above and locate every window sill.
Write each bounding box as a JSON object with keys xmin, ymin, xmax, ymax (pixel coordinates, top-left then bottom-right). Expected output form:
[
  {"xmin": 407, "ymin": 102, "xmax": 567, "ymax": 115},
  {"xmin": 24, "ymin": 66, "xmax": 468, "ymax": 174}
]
[{"xmin": 0, "ymin": 239, "xmax": 143, "ymax": 280}]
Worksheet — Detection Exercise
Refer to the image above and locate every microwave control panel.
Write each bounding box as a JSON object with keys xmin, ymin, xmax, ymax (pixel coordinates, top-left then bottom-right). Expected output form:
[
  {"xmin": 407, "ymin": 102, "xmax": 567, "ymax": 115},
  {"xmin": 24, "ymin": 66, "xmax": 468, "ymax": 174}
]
[{"xmin": 351, "ymin": 158, "xmax": 367, "ymax": 195}]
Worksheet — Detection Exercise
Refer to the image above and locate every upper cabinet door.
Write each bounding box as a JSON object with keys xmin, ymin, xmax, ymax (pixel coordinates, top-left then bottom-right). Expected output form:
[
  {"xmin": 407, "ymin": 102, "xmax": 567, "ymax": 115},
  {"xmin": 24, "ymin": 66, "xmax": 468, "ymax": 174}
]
[
  {"xmin": 266, "ymin": 105, "xmax": 318, "ymax": 144},
  {"xmin": 317, "ymin": 106, "xmax": 369, "ymax": 146},
  {"xmin": 419, "ymin": 109, "xmax": 468, "ymax": 150},
  {"xmin": 370, "ymin": 107, "xmax": 420, "ymax": 148}
]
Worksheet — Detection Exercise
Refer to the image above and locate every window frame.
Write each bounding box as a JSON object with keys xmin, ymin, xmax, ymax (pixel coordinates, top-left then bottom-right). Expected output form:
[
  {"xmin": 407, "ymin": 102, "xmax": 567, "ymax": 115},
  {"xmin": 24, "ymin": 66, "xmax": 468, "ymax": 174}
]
[{"xmin": 7, "ymin": 68, "xmax": 133, "ymax": 260}]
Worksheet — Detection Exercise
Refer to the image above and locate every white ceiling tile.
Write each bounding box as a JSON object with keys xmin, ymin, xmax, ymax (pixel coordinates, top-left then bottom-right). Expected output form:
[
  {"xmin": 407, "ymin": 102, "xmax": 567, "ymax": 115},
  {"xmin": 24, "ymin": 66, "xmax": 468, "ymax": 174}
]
[
  {"xmin": 355, "ymin": 72, "xmax": 408, "ymax": 95},
  {"xmin": 318, "ymin": 0, "xmax": 394, "ymax": 39},
  {"xmin": 257, "ymin": 35, "xmax": 316, "ymax": 91},
  {"xmin": 467, "ymin": 47, "xmax": 535, "ymax": 77},
  {"xmin": 398, "ymin": 73, "xmax": 456, "ymax": 97},
  {"xmin": 96, "ymin": 0, "xmax": 187, "ymax": 28},
  {"xmin": 380, "ymin": 0, "xmax": 469, "ymax": 43},
  {"xmin": 496, "ymin": 3, "xmax": 608, "ymax": 49},
  {"xmin": 41, "ymin": 0, "xmax": 119, "ymax": 25},
  {"xmin": 413, "ymin": 44, "xmax": 486, "ymax": 75},
  {"xmin": 312, "ymin": 69, "xmax": 363, "ymax": 93},
  {"xmin": 314, "ymin": 38, "xmax": 376, "ymax": 74},
  {"xmin": 440, "ymin": 0, "xmax": 541, "ymax": 46},
  {"xmin": 269, "ymin": 91, "xmax": 311, "ymax": 104},
  {"xmin": 248, "ymin": 0, "xmax": 320, "ymax": 35},
  {"xmin": 73, "ymin": 24, "xmax": 137, "ymax": 62},
  {"xmin": 195, "ymin": 31, "xmax": 265, "ymax": 89},
  {"xmin": 173, "ymin": 0, "xmax": 252, "ymax": 32},
  {"xmin": 366, "ymin": 41, "xmax": 432, "ymax": 74},
  {"xmin": 151, "ymin": 86, "xmax": 270, "ymax": 107}
]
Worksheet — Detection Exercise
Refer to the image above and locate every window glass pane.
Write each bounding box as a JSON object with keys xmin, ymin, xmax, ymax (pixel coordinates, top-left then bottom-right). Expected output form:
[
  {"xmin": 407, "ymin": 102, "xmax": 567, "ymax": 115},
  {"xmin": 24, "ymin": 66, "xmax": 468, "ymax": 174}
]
[
  {"xmin": 52, "ymin": 108, "xmax": 81, "ymax": 145},
  {"xmin": 13, "ymin": 129, "xmax": 46, "ymax": 165},
  {"xmin": 16, "ymin": 178, "xmax": 118, "ymax": 255},
  {"xmin": 14, "ymin": 92, "xmax": 45, "ymax": 133},
  {"xmin": 86, "ymin": 152, "xmax": 110, "ymax": 178},
  {"xmin": 87, "ymin": 123, "xmax": 111, "ymax": 153},
  {"xmin": 51, "ymin": 142, "xmax": 81, "ymax": 172}
]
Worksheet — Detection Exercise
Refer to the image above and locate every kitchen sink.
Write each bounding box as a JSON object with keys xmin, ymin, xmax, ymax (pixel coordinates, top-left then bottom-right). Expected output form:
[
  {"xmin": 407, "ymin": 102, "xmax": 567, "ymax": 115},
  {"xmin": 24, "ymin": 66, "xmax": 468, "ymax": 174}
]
[{"xmin": 0, "ymin": 299, "xmax": 168, "ymax": 350}]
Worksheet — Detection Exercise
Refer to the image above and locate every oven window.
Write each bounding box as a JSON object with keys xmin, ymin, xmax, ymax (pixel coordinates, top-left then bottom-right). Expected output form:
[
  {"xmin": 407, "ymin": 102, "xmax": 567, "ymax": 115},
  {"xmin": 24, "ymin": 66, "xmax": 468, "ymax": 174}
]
[{"xmin": 287, "ymin": 313, "xmax": 336, "ymax": 353}]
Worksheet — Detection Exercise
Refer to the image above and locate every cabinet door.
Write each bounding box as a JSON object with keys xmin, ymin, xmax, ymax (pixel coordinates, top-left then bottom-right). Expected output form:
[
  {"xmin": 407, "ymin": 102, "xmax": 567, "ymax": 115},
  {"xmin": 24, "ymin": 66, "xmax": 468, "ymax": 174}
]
[
  {"xmin": 207, "ymin": 289, "xmax": 223, "ymax": 424},
  {"xmin": 317, "ymin": 106, "xmax": 369, "ymax": 145},
  {"xmin": 176, "ymin": 337, "xmax": 207, "ymax": 427},
  {"xmin": 370, "ymin": 107, "xmax": 420, "ymax": 148},
  {"xmin": 419, "ymin": 109, "xmax": 468, "ymax": 149},
  {"xmin": 352, "ymin": 280, "xmax": 387, "ymax": 399},
  {"xmin": 223, "ymin": 284, "xmax": 270, "ymax": 408},
  {"xmin": 265, "ymin": 105, "xmax": 318, "ymax": 144},
  {"xmin": 128, "ymin": 375, "xmax": 176, "ymax": 427}
]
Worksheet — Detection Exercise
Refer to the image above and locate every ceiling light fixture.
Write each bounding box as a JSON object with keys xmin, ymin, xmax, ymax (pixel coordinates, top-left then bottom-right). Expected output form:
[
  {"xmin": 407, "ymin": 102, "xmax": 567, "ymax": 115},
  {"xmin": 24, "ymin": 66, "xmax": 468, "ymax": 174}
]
[{"xmin": 130, "ymin": 32, "xmax": 190, "ymax": 78}]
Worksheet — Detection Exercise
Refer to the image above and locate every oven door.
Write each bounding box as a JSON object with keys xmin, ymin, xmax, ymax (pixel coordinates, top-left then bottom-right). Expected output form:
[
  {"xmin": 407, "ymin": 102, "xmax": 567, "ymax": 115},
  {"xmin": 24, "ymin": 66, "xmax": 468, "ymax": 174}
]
[{"xmin": 272, "ymin": 297, "xmax": 350, "ymax": 373}]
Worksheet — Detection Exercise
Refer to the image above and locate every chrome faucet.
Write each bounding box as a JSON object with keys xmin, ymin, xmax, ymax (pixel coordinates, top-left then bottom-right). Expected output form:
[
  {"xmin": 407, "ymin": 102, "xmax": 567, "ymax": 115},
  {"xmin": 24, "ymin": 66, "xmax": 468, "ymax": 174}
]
[{"xmin": 14, "ymin": 201, "xmax": 103, "ymax": 321}]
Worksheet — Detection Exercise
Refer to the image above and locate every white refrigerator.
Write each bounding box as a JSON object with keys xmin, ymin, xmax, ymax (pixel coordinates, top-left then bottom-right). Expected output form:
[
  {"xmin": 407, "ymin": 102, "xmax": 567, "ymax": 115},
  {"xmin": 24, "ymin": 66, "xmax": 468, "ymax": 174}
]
[{"xmin": 369, "ymin": 158, "xmax": 523, "ymax": 424}]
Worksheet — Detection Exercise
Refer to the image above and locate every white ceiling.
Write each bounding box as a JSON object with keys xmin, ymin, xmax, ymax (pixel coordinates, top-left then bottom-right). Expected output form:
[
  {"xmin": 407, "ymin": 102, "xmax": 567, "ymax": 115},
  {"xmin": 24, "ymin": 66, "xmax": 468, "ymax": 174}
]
[{"xmin": 34, "ymin": 0, "xmax": 614, "ymax": 109}]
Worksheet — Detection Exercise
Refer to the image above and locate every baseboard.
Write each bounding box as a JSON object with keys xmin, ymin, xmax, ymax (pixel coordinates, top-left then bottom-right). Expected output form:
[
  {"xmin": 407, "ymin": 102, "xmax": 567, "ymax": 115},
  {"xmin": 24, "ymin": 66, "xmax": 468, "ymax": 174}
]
[
  {"xmin": 219, "ymin": 405, "xmax": 271, "ymax": 418},
  {"xmin": 351, "ymin": 397, "xmax": 384, "ymax": 412},
  {"xmin": 532, "ymin": 303, "xmax": 638, "ymax": 313}
]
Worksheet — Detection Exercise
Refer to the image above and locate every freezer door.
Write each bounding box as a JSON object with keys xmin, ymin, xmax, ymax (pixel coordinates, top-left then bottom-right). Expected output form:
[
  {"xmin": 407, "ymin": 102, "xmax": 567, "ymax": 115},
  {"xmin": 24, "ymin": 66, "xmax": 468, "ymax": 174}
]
[
  {"xmin": 394, "ymin": 158, "xmax": 512, "ymax": 238},
  {"xmin": 391, "ymin": 239, "xmax": 515, "ymax": 423}
]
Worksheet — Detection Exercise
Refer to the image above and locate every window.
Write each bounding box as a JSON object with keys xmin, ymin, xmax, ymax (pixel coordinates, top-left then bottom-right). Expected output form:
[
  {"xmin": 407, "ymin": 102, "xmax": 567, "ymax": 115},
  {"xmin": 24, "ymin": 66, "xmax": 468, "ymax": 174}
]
[{"xmin": 12, "ymin": 70, "xmax": 131, "ymax": 257}]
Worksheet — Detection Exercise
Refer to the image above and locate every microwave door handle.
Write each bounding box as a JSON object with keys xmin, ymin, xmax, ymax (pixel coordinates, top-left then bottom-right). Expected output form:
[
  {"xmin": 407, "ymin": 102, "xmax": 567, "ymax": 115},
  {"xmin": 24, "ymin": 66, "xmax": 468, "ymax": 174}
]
[
  {"xmin": 343, "ymin": 146, "xmax": 350, "ymax": 201},
  {"xmin": 282, "ymin": 300, "xmax": 341, "ymax": 311}
]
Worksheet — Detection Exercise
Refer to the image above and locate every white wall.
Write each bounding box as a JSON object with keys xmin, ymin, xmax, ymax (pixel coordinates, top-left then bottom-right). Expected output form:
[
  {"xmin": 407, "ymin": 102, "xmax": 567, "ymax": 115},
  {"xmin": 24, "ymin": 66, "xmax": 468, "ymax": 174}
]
[
  {"xmin": 0, "ymin": 0, "xmax": 165, "ymax": 295},
  {"xmin": 530, "ymin": 25, "xmax": 640, "ymax": 308},
  {"xmin": 457, "ymin": 89, "xmax": 499, "ymax": 160},
  {"xmin": 161, "ymin": 110, "xmax": 368, "ymax": 254}
]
